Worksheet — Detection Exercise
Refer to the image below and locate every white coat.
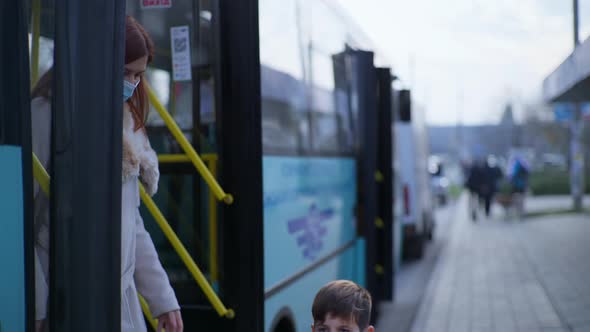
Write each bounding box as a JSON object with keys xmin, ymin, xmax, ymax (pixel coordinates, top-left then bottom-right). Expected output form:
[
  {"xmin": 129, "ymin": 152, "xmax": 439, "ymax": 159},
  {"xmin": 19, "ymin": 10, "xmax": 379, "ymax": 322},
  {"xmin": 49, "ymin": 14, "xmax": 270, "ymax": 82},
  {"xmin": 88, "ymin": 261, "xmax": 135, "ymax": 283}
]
[
  {"xmin": 120, "ymin": 103, "xmax": 180, "ymax": 331},
  {"xmin": 32, "ymin": 98, "xmax": 179, "ymax": 331}
]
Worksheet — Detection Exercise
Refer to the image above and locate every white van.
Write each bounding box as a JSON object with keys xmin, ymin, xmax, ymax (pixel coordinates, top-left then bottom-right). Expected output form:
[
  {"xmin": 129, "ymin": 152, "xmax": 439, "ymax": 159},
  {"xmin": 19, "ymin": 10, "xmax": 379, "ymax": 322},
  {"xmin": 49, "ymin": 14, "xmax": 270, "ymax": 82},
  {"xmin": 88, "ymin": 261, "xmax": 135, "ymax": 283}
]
[{"xmin": 393, "ymin": 90, "xmax": 435, "ymax": 259}]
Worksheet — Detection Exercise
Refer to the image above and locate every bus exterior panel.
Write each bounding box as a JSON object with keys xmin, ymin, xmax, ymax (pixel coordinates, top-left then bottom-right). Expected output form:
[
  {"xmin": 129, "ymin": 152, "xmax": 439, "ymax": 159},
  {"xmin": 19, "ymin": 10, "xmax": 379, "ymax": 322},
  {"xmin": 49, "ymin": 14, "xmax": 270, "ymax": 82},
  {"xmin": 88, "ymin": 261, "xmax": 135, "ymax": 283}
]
[
  {"xmin": 265, "ymin": 246, "xmax": 359, "ymax": 332},
  {"xmin": 263, "ymin": 156, "xmax": 360, "ymax": 332},
  {"xmin": 0, "ymin": 146, "xmax": 26, "ymax": 332}
]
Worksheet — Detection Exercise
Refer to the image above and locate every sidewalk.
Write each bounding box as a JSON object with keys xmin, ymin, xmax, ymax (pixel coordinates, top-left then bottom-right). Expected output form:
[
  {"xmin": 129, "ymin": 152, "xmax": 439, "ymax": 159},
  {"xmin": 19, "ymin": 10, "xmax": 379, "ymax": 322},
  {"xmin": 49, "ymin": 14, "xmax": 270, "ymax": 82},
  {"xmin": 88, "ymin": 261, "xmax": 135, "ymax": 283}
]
[
  {"xmin": 377, "ymin": 202, "xmax": 458, "ymax": 331},
  {"xmin": 411, "ymin": 194, "xmax": 590, "ymax": 332}
]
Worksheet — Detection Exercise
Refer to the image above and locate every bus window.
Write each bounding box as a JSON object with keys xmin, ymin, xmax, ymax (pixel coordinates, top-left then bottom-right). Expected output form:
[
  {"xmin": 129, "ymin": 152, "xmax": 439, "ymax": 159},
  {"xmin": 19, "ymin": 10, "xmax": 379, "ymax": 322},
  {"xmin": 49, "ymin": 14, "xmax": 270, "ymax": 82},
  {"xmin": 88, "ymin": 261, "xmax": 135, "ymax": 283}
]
[
  {"xmin": 259, "ymin": 0, "xmax": 305, "ymax": 81},
  {"xmin": 311, "ymin": 111, "xmax": 339, "ymax": 153},
  {"xmin": 260, "ymin": 0, "xmax": 312, "ymax": 155},
  {"xmin": 308, "ymin": 0, "xmax": 357, "ymax": 155},
  {"xmin": 260, "ymin": 0, "xmax": 360, "ymax": 156}
]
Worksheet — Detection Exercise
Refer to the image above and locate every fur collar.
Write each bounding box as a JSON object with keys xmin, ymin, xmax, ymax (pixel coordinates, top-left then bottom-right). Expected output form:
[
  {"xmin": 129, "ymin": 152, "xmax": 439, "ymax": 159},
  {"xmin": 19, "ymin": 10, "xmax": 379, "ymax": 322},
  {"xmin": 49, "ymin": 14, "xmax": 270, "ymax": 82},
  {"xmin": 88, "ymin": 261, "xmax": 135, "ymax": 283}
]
[
  {"xmin": 121, "ymin": 105, "xmax": 160, "ymax": 195},
  {"xmin": 122, "ymin": 107, "xmax": 142, "ymax": 181}
]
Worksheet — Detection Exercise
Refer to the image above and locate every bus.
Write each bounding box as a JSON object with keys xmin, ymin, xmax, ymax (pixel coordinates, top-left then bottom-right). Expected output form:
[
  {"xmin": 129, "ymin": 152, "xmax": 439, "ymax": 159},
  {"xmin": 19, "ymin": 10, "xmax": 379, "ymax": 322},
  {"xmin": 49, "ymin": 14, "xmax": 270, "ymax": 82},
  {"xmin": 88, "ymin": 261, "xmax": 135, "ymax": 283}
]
[
  {"xmin": 259, "ymin": 1, "xmax": 399, "ymax": 330},
  {"xmin": 1, "ymin": 1, "xmax": 396, "ymax": 331}
]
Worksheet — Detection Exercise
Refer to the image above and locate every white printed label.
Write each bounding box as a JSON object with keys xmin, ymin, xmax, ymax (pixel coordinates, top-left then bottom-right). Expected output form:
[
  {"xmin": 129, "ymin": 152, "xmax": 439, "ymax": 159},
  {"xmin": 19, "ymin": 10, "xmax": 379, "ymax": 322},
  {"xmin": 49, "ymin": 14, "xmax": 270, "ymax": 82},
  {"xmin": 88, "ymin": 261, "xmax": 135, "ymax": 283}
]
[{"xmin": 170, "ymin": 26, "xmax": 192, "ymax": 81}]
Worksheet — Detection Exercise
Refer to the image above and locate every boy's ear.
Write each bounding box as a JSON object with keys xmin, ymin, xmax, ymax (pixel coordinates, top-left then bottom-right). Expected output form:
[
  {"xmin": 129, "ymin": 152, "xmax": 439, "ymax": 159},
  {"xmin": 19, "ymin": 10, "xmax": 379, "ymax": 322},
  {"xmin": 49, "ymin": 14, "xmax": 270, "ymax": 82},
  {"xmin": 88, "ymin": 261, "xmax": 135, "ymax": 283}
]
[
  {"xmin": 365, "ymin": 325, "xmax": 375, "ymax": 332},
  {"xmin": 311, "ymin": 323, "xmax": 315, "ymax": 332}
]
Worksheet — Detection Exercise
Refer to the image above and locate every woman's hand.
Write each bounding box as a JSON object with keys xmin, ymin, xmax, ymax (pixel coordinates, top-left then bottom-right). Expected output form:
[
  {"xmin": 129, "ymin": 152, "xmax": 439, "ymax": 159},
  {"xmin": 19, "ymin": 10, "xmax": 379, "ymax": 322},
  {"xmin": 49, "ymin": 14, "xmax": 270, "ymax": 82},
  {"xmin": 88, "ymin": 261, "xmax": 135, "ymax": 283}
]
[
  {"xmin": 157, "ymin": 310, "xmax": 183, "ymax": 332},
  {"xmin": 140, "ymin": 164, "xmax": 159, "ymax": 196}
]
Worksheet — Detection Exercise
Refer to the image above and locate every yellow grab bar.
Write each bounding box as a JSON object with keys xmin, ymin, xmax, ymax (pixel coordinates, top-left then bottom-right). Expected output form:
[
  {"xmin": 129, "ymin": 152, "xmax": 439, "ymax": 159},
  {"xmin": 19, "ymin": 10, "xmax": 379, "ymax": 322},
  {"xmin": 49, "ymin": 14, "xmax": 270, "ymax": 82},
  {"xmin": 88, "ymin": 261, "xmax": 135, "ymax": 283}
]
[
  {"xmin": 139, "ymin": 184, "xmax": 235, "ymax": 319},
  {"xmin": 158, "ymin": 154, "xmax": 190, "ymax": 164},
  {"xmin": 32, "ymin": 153, "xmax": 50, "ymax": 196},
  {"xmin": 139, "ymin": 294, "xmax": 159, "ymax": 331},
  {"xmin": 146, "ymin": 83, "xmax": 233, "ymax": 205},
  {"xmin": 158, "ymin": 153, "xmax": 217, "ymax": 164},
  {"xmin": 30, "ymin": 0, "xmax": 41, "ymax": 87}
]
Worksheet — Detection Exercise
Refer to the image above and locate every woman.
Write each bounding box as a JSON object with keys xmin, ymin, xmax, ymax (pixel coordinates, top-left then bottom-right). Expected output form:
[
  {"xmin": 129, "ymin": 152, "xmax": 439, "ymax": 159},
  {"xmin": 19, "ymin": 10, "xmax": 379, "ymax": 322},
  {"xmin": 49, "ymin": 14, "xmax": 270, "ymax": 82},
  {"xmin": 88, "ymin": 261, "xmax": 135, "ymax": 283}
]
[
  {"xmin": 119, "ymin": 15, "xmax": 183, "ymax": 332},
  {"xmin": 32, "ymin": 16, "xmax": 183, "ymax": 332}
]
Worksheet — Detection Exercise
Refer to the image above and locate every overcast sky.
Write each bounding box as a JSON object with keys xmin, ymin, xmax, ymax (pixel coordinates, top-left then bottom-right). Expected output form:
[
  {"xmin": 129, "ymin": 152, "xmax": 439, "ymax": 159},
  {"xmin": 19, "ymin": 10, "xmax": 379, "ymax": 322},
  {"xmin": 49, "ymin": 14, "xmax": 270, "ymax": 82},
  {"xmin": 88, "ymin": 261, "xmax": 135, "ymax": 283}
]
[{"xmin": 337, "ymin": 0, "xmax": 590, "ymax": 125}]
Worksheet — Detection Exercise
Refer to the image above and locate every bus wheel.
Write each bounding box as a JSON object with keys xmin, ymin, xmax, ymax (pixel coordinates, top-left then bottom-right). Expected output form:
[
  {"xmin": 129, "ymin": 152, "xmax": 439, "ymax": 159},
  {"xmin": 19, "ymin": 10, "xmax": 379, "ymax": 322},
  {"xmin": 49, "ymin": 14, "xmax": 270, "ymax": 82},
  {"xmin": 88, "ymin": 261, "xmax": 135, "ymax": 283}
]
[
  {"xmin": 403, "ymin": 235, "xmax": 424, "ymax": 260},
  {"xmin": 409, "ymin": 235, "xmax": 424, "ymax": 259}
]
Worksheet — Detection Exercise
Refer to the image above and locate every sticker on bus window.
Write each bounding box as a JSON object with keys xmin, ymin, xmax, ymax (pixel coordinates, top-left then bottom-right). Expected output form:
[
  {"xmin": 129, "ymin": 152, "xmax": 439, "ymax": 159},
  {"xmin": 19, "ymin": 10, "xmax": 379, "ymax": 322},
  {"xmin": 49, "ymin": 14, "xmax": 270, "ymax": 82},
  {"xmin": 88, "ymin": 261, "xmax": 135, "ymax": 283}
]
[
  {"xmin": 170, "ymin": 26, "xmax": 192, "ymax": 82},
  {"xmin": 141, "ymin": 0, "xmax": 172, "ymax": 9}
]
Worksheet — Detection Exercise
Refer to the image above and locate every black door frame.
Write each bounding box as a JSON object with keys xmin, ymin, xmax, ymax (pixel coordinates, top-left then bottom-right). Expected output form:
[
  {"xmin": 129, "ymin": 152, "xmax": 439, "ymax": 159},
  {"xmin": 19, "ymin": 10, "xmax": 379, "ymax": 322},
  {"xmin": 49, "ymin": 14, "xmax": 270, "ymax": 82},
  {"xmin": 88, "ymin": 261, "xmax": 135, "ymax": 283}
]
[
  {"xmin": 375, "ymin": 67, "xmax": 394, "ymax": 302},
  {"xmin": 348, "ymin": 50, "xmax": 380, "ymax": 314},
  {"xmin": 50, "ymin": 1, "xmax": 125, "ymax": 331},
  {"xmin": 217, "ymin": 0, "xmax": 264, "ymax": 331}
]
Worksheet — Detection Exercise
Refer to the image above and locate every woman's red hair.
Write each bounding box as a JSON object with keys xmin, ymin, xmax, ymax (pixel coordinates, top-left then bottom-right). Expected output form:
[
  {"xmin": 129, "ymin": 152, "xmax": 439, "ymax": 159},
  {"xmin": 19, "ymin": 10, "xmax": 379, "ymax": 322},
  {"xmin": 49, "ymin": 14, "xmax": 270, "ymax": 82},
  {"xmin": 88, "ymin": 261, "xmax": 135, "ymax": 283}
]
[{"xmin": 125, "ymin": 15, "xmax": 154, "ymax": 131}]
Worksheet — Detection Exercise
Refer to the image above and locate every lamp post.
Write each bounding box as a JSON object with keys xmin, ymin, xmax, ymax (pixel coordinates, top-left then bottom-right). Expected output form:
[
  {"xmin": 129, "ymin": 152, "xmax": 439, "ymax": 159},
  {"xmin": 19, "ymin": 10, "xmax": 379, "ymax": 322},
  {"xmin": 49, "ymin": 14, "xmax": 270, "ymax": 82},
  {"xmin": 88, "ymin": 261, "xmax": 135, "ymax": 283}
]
[{"xmin": 571, "ymin": 0, "xmax": 585, "ymax": 211}]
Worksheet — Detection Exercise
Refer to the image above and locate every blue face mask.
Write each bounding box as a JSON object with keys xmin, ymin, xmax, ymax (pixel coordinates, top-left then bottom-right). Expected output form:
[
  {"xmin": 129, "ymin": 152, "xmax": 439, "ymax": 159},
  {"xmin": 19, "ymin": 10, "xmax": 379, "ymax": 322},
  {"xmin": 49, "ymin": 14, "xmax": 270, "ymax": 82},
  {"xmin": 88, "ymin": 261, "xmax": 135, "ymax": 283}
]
[{"xmin": 123, "ymin": 79, "xmax": 140, "ymax": 102}]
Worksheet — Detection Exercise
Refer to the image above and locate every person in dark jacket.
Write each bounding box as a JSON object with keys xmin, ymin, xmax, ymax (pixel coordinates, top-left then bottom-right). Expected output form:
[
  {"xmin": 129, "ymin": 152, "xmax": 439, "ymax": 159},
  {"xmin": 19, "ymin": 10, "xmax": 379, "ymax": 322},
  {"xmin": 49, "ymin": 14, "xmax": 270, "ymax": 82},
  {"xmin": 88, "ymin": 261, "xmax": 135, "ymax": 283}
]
[
  {"xmin": 465, "ymin": 160, "xmax": 484, "ymax": 221},
  {"xmin": 479, "ymin": 155, "xmax": 503, "ymax": 217},
  {"xmin": 465, "ymin": 156, "xmax": 503, "ymax": 220}
]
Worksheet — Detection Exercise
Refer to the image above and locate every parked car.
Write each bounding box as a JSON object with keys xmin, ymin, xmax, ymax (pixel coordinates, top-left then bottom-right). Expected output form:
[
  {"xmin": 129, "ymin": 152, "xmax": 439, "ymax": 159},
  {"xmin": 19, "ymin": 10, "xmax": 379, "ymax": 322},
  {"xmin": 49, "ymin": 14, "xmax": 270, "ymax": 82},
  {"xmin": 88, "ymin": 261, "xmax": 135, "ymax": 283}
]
[{"xmin": 394, "ymin": 90, "xmax": 435, "ymax": 260}]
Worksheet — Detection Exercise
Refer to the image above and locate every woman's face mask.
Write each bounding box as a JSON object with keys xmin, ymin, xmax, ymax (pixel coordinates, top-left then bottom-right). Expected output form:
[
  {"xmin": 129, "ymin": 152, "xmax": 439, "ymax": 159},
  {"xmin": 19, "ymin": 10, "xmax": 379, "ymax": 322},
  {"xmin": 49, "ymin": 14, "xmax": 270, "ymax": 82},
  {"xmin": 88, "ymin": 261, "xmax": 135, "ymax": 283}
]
[{"xmin": 123, "ymin": 79, "xmax": 140, "ymax": 102}]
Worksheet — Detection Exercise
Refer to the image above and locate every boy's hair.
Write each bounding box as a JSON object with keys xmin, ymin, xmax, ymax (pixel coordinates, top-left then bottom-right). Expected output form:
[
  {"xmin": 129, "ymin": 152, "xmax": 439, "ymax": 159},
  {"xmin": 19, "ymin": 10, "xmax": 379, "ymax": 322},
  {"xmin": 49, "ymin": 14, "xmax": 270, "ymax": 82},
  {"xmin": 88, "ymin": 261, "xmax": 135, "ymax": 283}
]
[{"xmin": 312, "ymin": 280, "xmax": 372, "ymax": 329}]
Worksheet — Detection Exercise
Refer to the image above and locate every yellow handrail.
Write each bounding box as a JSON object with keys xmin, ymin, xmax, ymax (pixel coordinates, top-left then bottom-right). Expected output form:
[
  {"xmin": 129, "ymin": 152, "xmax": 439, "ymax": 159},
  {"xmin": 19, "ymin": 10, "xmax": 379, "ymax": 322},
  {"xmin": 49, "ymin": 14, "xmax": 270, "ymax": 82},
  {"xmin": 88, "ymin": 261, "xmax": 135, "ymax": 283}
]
[
  {"xmin": 30, "ymin": 154, "xmax": 234, "ymax": 320},
  {"xmin": 30, "ymin": 0, "xmax": 41, "ymax": 87},
  {"xmin": 32, "ymin": 153, "xmax": 50, "ymax": 196},
  {"xmin": 158, "ymin": 154, "xmax": 190, "ymax": 164},
  {"xmin": 146, "ymin": 83, "xmax": 233, "ymax": 205},
  {"xmin": 158, "ymin": 153, "xmax": 217, "ymax": 164},
  {"xmin": 139, "ymin": 184, "xmax": 235, "ymax": 319},
  {"xmin": 139, "ymin": 294, "xmax": 159, "ymax": 331}
]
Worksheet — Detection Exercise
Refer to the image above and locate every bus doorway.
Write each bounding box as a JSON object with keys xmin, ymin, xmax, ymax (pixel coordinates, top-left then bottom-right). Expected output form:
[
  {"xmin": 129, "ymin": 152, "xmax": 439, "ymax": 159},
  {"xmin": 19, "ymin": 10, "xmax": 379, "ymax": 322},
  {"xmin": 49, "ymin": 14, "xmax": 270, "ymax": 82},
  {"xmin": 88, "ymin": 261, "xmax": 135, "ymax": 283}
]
[{"xmin": 126, "ymin": 1, "xmax": 264, "ymax": 331}]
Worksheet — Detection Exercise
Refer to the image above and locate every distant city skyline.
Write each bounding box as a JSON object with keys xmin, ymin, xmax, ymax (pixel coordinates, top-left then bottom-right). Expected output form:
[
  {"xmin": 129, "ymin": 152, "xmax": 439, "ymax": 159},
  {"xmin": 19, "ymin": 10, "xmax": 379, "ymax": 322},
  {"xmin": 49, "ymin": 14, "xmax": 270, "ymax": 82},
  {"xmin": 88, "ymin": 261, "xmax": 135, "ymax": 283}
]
[{"xmin": 338, "ymin": 0, "xmax": 590, "ymax": 125}]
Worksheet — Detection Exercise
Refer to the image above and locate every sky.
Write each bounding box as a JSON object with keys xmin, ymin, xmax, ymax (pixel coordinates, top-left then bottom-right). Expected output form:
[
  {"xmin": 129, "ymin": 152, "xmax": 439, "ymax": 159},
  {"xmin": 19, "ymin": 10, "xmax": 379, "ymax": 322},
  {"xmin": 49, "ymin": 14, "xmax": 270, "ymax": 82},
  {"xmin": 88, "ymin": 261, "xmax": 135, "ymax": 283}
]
[{"xmin": 337, "ymin": 0, "xmax": 590, "ymax": 125}]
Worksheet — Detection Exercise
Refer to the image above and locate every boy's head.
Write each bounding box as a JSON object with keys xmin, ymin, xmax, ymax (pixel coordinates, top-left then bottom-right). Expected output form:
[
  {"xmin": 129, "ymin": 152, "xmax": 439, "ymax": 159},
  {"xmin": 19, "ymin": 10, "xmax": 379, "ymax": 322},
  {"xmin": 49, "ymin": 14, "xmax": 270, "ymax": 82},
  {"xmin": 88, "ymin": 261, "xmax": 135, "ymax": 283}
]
[{"xmin": 311, "ymin": 280, "xmax": 374, "ymax": 332}]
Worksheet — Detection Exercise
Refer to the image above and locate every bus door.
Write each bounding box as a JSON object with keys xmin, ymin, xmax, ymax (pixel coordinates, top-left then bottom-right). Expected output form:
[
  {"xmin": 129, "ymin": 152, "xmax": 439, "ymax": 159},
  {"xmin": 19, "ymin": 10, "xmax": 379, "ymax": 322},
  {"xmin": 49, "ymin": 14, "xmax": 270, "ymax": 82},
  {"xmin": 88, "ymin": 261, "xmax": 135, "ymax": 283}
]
[
  {"xmin": 127, "ymin": 1, "xmax": 263, "ymax": 331},
  {"xmin": 334, "ymin": 48, "xmax": 391, "ymax": 316},
  {"xmin": 126, "ymin": 3, "xmax": 229, "ymax": 329},
  {"xmin": 5, "ymin": 0, "xmax": 125, "ymax": 331},
  {"xmin": 332, "ymin": 49, "xmax": 395, "ymax": 318}
]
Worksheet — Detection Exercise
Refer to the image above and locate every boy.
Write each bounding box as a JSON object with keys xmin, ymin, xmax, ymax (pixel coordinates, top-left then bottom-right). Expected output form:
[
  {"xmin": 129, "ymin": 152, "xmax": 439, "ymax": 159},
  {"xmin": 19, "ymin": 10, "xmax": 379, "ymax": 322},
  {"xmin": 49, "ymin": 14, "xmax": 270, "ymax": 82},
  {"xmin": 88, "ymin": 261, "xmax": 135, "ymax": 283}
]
[{"xmin": 311, "ymin": 280, "xmax": 375, "ymax": 332}]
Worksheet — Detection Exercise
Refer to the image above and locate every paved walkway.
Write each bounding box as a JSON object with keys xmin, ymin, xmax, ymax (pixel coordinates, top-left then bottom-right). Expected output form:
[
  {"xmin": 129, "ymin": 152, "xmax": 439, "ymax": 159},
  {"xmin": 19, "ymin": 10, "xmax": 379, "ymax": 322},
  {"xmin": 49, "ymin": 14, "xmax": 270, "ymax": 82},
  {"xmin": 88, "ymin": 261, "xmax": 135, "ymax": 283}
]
[
  {"xmin": 377, "ymin": 202, "xmax": 458, "ymax": 331},
  {"xmin": 411, "ymin": 195, "xmax": 590, "ymax": 332}
]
